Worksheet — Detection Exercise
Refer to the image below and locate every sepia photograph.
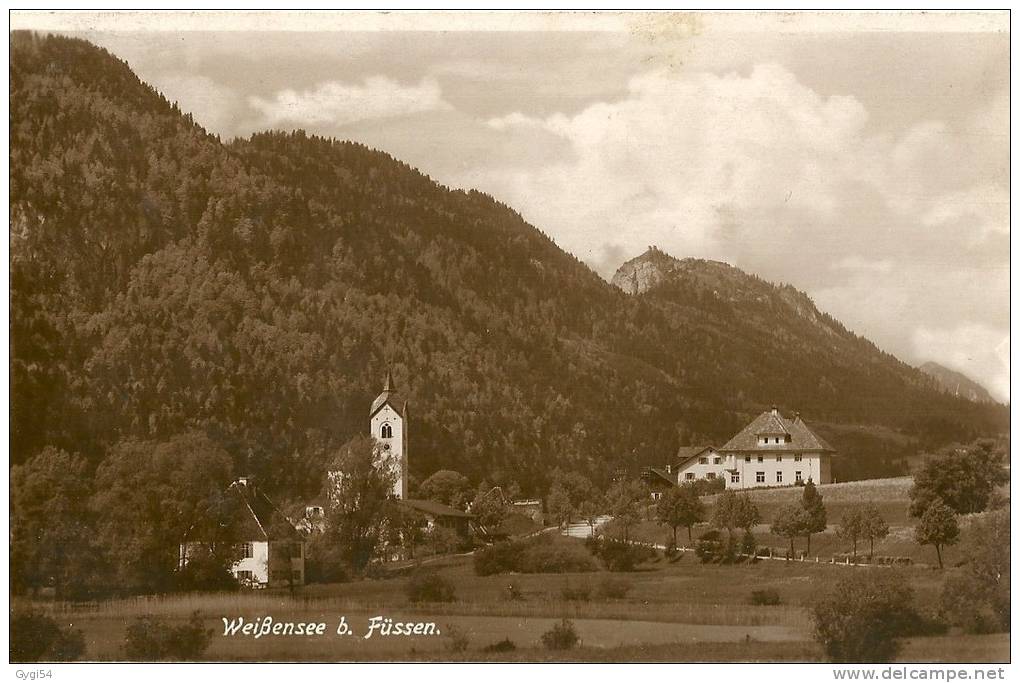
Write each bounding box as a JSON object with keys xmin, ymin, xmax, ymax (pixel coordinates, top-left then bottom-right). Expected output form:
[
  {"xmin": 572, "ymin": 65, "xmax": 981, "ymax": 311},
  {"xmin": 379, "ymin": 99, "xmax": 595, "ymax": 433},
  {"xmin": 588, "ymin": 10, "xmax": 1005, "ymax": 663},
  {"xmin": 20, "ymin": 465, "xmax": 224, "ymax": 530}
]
[{"xmin": 6, "ymin": 9, "xmax": 1011, "ymax": 668}]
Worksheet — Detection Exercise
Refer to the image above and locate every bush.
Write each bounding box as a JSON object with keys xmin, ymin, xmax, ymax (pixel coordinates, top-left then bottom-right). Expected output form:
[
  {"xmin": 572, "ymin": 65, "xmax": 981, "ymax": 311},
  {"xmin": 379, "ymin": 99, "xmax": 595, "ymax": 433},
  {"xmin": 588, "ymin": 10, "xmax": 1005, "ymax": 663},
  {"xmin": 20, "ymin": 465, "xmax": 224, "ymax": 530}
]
[
  {"xmin": 405, "ymin": 570, "xmax": 456, "ymax": 603},
  {"xmin": 445, "ymin": 624, "xmax": 469, "ymax": 653},
  {"xmin": 694, "ymin": 529, "xmax": 724, "ymax": 563},
  {"xmin": 475, "ymin": 535, "xmax": 597, "ymax": 576},
  {"xmin": 560, "ymin": 583, "xmax": 592, "ymax": 601},
  {"xmin": 597, "ymin": 576, "xmax": 632, "ymax": 599},
  {"xmin": 741, "ymin": 530, "xmax": 757, "ymax": 556},
  {"xmin": 586, "ymin": 536, "xmax": 654, "ymax": 571},
  {"xmin": 521, "ymin": 540, "xmax": 598, "ymax": 573},
  {"xmin": 304, "ymin": 536, "xmax": 350, "ymax": 584},
  {"xmin": 541, "ymin": 618, "xmax": 579, "ymax": 650},
  {"xmin": 482, "ymin": 637, "xmax": 517, "ymax": 653},
  {"xmin": 691, "ymin": 478, "xmax": 726, "ymax": 496},
  {"xmin": 750, "ymin": 589, "xmax": 782, "ymax": 606},
  {"xmin": 123, "ymin": 612, "xmax": 211, "ymax": 661},
  {"xmin": 10, "ymin": 611, "xmax": 86, "ymax": 662},
  {"xmin": 474, "ymin": 540, "xmax": 521, "ymax": 576},
  {"xmin": 174, "ymin": 546, "xmax": 239, "ymax": 592},
  {"xmin": 813, "ymin": 572, "xmax": 918, "ymax": 663}
]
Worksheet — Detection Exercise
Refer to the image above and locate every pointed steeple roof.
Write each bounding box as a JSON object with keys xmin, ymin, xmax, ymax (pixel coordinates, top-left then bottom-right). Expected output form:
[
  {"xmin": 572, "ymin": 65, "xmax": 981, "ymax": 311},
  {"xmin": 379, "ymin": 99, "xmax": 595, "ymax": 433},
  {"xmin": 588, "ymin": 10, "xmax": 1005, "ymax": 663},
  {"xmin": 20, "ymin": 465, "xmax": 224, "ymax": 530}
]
[{"xmin": 370, "ymin": 369, "xmax": 405, "ymax": 418}]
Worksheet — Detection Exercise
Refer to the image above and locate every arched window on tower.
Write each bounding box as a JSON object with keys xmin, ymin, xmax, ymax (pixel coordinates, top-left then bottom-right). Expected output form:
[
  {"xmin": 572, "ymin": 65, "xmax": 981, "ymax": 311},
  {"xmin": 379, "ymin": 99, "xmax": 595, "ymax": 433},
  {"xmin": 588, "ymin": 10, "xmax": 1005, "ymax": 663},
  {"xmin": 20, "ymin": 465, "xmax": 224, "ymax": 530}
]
[{"xmin": 381, "ymin": 423, "xmax": 393, "ymax": 439}]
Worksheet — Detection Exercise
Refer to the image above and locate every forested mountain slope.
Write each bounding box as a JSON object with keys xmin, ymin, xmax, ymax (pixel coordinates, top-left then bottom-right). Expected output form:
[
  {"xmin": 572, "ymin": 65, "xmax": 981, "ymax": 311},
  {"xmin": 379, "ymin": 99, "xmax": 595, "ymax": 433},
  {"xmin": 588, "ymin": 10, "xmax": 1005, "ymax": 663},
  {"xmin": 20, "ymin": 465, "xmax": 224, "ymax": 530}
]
[{"xmin": 9, "ymin": 33, "xmax": 1007, "ymax": 498}]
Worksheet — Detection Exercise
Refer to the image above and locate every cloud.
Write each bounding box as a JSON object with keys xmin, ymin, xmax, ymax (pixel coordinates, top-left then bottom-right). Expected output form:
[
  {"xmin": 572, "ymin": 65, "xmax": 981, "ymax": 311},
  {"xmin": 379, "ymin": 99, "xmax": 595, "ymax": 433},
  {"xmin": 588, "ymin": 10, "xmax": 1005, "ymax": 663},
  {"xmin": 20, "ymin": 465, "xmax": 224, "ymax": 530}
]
[
  {"xmin": 452, "ymin": 62, "xmax": 1008, "ymax": 397},
  {"xmin": 248, "ymin": 76, "xmax": 450, "ymax": 128}
]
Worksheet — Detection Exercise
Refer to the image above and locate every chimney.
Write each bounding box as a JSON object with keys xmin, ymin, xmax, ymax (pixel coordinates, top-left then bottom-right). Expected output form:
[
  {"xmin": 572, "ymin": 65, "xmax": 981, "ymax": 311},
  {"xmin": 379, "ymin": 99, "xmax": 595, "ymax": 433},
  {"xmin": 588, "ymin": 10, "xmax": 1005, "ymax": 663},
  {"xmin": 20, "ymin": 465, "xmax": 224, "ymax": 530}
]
[
  {"xmin": 236, "ymin": 476, "xmax": 255, "ymax": 496},
  {"xmin": 666, "ymin": 464, "xmax": 672, "ymax": 474},
  {"xmin": 771, "ymin": 405, "xmax": 778, "ymax": 416},
  {"xmin": 794, "ymin": 411, "xmax": 801, "ymax": 421}
]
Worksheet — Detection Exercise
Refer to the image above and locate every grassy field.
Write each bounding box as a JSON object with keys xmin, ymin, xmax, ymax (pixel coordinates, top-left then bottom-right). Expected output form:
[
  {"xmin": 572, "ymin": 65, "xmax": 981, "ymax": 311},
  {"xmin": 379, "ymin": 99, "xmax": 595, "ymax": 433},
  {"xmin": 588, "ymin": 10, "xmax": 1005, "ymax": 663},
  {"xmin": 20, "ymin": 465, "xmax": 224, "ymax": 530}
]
[
  {"xmin": 624, "ymin": 477, "xmax": 1008, "ymax": 567},
  {"xmin": 21, "ymin": 547, "xmax": 1007, "ymax": 663}
]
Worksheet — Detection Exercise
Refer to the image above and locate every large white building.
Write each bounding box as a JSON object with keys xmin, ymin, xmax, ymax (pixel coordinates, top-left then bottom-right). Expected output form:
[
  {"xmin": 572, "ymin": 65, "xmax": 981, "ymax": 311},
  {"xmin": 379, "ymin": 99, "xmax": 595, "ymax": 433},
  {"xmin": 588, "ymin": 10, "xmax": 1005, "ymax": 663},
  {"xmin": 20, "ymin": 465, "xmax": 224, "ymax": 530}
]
[
  {"xmin": 645, "ymin": 407, "xmax": 836, "ymax": 493},
  {"xmin": 717, "ymin": 407, "xmax": 835, "ymax": 488}
]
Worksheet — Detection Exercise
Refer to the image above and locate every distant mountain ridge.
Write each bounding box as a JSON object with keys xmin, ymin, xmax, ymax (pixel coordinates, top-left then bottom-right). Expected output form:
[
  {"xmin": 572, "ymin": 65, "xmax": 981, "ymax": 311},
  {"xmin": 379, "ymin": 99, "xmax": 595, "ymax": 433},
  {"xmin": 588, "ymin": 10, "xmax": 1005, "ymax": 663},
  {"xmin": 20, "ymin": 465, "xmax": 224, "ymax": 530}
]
[
  {"xmin": 918, "ymin": 362, "xmax": 997, "ymax": 404},
  {"xmin": 8, "ymin": 32, "xmax": 1008, "ymax": 499}
]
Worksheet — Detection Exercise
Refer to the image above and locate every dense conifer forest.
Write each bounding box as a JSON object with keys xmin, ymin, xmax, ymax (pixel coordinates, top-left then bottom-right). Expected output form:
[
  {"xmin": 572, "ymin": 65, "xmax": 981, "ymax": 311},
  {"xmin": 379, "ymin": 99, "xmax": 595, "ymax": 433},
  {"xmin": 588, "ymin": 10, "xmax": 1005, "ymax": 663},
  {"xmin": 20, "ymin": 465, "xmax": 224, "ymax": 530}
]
[{"xmin": 10, "ymin": 32, "xmax": 1008, "ymax": 501}]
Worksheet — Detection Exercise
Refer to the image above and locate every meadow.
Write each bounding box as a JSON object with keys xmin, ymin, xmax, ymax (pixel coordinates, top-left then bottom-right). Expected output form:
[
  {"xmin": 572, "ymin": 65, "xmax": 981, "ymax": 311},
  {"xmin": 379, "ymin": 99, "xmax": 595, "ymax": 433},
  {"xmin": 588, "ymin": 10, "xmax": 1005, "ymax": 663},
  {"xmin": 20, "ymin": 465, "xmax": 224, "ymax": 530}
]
[
  {"xmin": 23, "ymin": 546, "xmax": 1007, "ymax": 663},
  {"xmin": 624, "ymin": 477, "xmax": 1008, "ymax": 567}
]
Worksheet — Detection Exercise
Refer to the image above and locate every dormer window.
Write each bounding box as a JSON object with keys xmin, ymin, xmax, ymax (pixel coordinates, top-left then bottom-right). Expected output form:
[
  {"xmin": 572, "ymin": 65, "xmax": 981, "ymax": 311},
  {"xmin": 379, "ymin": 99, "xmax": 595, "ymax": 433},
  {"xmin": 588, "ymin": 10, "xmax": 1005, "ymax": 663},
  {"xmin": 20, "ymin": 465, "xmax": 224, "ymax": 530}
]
[{"xmin": 381, "ymin": 423, "xmax": 393, "ymax": 438}]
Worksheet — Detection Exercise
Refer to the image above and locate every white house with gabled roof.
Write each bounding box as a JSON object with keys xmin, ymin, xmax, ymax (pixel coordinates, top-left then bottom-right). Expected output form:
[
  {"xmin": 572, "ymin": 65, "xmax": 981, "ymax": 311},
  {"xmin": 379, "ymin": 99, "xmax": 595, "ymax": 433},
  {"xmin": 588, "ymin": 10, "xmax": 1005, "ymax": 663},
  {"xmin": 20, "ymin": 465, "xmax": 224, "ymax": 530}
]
[
  {"xmin": 642, "ymin": 407, "xmax": 836, "ymax": 493},
  {"xmin": 717, "ymin": 406, "xmax": 836, "ymax": 489}
]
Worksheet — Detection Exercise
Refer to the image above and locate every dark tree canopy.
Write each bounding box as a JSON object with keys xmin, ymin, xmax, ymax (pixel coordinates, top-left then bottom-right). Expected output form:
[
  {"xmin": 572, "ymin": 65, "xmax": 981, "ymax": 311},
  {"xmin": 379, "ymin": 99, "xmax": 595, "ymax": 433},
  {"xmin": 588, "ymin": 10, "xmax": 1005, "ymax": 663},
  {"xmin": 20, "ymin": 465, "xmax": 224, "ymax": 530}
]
[{"xmin": 908, "ymin": 440, "xmax": 1009, "ymax": 517}]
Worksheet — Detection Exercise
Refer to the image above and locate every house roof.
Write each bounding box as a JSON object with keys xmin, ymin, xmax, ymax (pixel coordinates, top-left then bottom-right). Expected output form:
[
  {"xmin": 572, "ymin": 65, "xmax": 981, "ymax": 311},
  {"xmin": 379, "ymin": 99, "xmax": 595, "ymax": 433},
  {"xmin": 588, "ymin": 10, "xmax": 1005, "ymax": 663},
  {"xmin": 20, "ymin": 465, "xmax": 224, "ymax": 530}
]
[
  {"xmin": 719, "ymin": 410, "xmax": 835, "ymax": 453},
  {"xmin": 675, "ymin": 445, "xmax": 716, "ymax": 466},
  {"xmin": 229, "ymin": 480, "xmax": 304, "ymax": 542},
  {"xmin": 370, "ymin": 370, "xmax": 406, "ymax": 419},
  {"xmin": 642, "ymin": 467, "xmax": 676, "ymax": 486},
  {"xmin": 400, "ymin": 498, "xmax": 474, "ymax": 519}
]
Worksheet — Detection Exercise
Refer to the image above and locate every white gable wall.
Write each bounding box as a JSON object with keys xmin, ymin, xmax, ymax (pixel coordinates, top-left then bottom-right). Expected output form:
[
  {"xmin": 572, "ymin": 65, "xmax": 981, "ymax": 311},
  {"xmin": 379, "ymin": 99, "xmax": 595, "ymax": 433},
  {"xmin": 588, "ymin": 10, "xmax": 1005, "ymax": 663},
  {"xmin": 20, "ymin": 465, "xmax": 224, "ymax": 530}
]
[{"xmin": 674, "ymin": 448, "xmax": 726, "ymax": 483}]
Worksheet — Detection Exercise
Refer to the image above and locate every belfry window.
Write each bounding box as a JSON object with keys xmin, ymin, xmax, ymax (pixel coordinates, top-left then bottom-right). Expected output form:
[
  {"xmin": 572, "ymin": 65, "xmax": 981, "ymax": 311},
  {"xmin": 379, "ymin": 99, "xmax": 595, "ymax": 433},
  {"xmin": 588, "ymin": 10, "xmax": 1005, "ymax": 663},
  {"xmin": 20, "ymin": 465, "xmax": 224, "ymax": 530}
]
[{"xmin": 381, "ymin": 423, "xmax": 393, "ymax": 438}]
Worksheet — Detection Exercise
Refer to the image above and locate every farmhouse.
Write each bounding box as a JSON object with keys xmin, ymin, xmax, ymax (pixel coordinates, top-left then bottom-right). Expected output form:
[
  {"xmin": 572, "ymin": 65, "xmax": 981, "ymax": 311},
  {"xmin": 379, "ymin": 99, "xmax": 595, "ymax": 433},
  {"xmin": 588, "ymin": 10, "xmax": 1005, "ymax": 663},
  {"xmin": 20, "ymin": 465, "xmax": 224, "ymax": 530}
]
[
  {"xmin": 643, "ymin": 407, "xmax": 835, "ymax": 492},
  {"xmin": 180, "ymin": 476, "xmax": 306, "ymax": 588}
]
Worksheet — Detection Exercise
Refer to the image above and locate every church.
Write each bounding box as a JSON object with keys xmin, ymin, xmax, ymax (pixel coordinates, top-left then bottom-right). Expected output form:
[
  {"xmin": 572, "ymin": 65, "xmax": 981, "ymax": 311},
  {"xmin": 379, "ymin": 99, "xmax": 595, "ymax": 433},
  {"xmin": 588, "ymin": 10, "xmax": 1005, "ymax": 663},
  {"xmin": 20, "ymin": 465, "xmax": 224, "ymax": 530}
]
[
  {"xmin": 369, "ymin": 370, "xmax": 409, "ymax": 499},
  {"xmin": 368, "ymin": 372, "xmax": 474, "ymax": 538},
  {"xmin": 315, "ymin": 372, "xmax": 472, "ymax": 541}
]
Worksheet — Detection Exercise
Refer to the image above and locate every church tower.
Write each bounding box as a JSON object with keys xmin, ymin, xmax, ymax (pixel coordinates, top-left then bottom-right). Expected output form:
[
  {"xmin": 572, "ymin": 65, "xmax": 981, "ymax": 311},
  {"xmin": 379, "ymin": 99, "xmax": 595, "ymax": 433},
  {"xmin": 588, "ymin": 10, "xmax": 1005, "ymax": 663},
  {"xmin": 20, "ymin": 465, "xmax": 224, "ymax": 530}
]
[{"xmin": 369, "ymin": 370, "xmax": 408, "ymax": 499}]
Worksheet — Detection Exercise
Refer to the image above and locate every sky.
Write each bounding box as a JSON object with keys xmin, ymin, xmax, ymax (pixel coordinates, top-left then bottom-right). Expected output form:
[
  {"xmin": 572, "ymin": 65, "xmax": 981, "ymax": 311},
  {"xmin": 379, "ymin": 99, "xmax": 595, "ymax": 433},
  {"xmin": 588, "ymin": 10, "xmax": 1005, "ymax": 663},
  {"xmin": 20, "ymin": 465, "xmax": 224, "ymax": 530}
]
[{"xmin": 15, "ymin": 12, "xmax": 1011, "ymax": 402}]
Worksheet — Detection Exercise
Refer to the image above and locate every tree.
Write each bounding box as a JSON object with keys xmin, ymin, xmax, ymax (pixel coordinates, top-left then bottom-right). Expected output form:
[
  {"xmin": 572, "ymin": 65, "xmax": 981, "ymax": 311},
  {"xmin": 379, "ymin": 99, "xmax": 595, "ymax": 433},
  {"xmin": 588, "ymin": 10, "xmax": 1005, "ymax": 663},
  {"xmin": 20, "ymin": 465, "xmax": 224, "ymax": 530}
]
[
  {"xmin": 914, "ymin": 498, "xmax": 959, "ymax": 569},
  {"xmin": 813, "ymin": 571, "xmax": 916, "ymax": 662},
  {"xmin": 939, "ymin": 508, "xmax": 1009, "ymax": 632},
  {"xmin": 91, "ymin": 432, "xmax": 234, "ymax": 594},
  {"xmin": 470, "ymin": 486, "xmax": 511, "ymax": 534},
  {"xmin": 549, "ymin": 470, "xmax": 595, "ymax": 511},
  {"xmin": 424, "ymin": 525, "xmax": 461, "ymax": 556},
  {"xmin": 324, "ymin": 435, "xmax": 398, "ymax": 572},
  {"xmin": 577, "ymin": 497, "xmax": 604, "ymax": 537},
  {"xmin": 385, "ymin": 501, "xmax": 425, "ymax": 559},
  {"xmin": 546, "ymin": 484, "xmax": 573, "ymax": 529},
  {"xmin": 733, "ymin": 495, "xmax": 762, "ymax": 535},
  {"xmin": 908, "ymin": 440, "xmax": 1008, "ymax": 517},
  {"xmin": 711, "ymin": 490, "xmax": 740, "ymax": 546},
  {"xmin": 837, "ymin": 508, "xmax": 865, "ymax": 563},
  {"xmin": 606, "ymin": 479, "xmax": 646, "ymax": 542},
  {"xmin": 655, "ymin": 483, "xmax": 704, "ymax": 547},
  {"xmin": 771, "ymin": 504, "xmax": 806, "ymax": 560},
  {"xmin": 11, "ymin": 447, "xmax": 106, "ymax": 599},
  {"xmin": 419, "ymin": 470, "xmax": 473, "ymax": 509},
  {"xmin": 799, "ymin": 480, "xmax": 827, "ymax": 556},
  {"xmin": 860, "ymin": 504, "xmax": 889, "ymax": 558},
  {"xmin": 712, "ymin": 490, "xmax": 759, "ymax": 550}
]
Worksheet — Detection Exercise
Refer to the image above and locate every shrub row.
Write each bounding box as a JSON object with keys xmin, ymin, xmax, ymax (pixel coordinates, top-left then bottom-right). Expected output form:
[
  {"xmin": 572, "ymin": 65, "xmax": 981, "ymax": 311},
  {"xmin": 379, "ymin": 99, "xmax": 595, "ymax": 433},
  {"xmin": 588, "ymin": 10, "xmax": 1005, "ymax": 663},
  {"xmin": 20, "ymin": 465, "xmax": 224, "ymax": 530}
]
[
  {"xmin": 474, "ymin": 535, "xmax": 597, "ymax": 576},
  {"xmin": 585, "ymin": 537, "xmax": 655, "ymax": 571}
]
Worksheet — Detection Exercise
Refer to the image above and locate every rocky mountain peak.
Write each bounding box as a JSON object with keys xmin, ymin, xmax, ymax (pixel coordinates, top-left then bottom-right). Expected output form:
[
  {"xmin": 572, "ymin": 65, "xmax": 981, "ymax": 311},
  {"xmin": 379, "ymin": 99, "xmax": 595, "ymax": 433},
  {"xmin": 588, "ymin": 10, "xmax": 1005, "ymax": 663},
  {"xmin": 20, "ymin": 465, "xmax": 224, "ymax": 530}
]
[{"xmin": 610, "ymin": 246, "xmax": 681, "ymax": 295}]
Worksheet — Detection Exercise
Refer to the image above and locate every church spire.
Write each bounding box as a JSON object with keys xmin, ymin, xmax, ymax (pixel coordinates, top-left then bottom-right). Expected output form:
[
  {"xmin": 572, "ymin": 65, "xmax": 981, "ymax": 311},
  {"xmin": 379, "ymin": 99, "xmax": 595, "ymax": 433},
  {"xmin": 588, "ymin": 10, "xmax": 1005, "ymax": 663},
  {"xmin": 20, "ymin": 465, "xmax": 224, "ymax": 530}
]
[{"xmin": 383, "ymin": 368, "xmax": 394, "ymax": 393}]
